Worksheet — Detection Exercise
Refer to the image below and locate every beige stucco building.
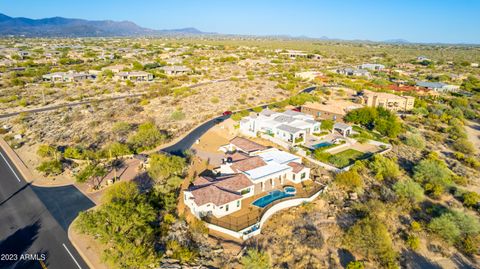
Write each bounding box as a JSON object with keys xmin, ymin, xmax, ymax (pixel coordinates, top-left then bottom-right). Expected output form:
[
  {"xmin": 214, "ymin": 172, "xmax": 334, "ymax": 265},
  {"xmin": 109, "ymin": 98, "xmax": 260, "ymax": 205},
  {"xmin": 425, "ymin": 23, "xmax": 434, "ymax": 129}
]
[{"xmin": 360, "ymin": 90, "xmax": 415, "ymax": 112}]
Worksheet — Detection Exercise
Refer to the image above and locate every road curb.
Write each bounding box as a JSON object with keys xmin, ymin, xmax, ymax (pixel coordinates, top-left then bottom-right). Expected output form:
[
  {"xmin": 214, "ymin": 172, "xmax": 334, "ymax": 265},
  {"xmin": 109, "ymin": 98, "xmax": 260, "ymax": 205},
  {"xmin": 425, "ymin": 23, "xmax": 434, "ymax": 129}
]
[
  {"xmin": 67, "ymin": 218, "xmax": 102, "ymax": 269},
  {"xmin": 0, "ymin": 136, "xmax": 34, "ymax": 182}
]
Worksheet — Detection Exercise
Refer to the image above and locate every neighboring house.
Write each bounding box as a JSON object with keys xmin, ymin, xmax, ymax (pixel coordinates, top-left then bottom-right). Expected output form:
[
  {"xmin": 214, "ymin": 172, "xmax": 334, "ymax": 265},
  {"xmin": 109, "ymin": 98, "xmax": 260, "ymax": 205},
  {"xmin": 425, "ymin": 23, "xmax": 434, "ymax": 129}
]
[
  {"xmin": 333, "ymin": 122, "xmax": 353, "ymax": 137},
  {"xmin": 301, "ymin": 100, "xmax": 363, "ymax": 122},
  {"xmin": 161, "ymin": 65, "xmax": 191, "ymax": 76},
  {"xmin": 360, "ymin": 90, "xmax": 415, "ymax": 112},
  {"xmin": 358, "ymin": 63, "xmax": 385, "ymax": 71},
  {"xmin": 113, "ymin": 71, "xmax": 153, "ymax": 81},
  {"xmin": 336, "ymin": 68, "xmax": 370, "ymax": 77},
  {"xmin": 416, "ymin": 56, "xmax": 430, "ymax": 62},
  {"xmin": 42, "ymin": 71, "xmax": 95, "ymax": 82},
  {"xmin": 184, "ymin": 137, "xmax": 310, "ymax": 218},
  {"xmin": 416, "ymin": 81, "xmax": 460, "ymax": 93},
  {"xmin": 295, "ymin": 71, "xmax": 323, "ymax": 81},
  {"xmin": 279, "ymin": 50, "xmax": 321, "ymax": 60},
  {"xmin": 17, "ymin": 51, "xmax": 29, "ymax": 58},
  {"xmin": 239, "ymin": 110, "xmax": 321, "ymax": 146}
]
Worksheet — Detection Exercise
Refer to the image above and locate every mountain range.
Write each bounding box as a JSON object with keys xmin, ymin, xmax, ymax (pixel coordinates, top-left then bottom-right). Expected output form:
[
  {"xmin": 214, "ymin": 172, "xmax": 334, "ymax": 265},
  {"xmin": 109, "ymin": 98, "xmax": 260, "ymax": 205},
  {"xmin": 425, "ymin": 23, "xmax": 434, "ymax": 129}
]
[
  {"xmin": 0, "ymin": 13, "xmax": 419, "ymax": 44},
  {"xmin": 0, "ymin": 13, "xmax": 208, "ymax": 37}
]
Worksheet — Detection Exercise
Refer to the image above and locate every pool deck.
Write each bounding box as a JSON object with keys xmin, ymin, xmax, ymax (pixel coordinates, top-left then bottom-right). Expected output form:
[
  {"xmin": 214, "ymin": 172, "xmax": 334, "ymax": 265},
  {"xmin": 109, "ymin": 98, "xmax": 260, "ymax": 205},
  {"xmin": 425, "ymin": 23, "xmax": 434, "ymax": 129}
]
[{"xmin": 203, "ymin": 180, "xmax": 322, "ymax": 232}]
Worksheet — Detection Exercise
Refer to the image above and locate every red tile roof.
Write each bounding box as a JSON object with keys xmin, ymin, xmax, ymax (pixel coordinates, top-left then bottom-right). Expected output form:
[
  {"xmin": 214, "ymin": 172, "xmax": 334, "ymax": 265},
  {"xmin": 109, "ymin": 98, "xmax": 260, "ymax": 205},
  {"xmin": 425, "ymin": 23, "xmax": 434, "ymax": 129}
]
[
  {"xmin": 190, "ymin": 185, "xmax": 242, "ymax": 206},
  {"xmin": 230, "ymin": 156, "xmax": 267, "ymax": 172},
  {"xmin": 230, "ymin": 137, "xmax": 267, "ymax": 153},
  {"xmin": 225, "ymin": 152, "xmax": 250, "ymax": 162},
  {"xmin": 189, "ymin": 174, "xmax": 253, "ymax": 206},
  {"xmin": 287, "ymin": 162, "xmax": 305, "ymax": 173}
]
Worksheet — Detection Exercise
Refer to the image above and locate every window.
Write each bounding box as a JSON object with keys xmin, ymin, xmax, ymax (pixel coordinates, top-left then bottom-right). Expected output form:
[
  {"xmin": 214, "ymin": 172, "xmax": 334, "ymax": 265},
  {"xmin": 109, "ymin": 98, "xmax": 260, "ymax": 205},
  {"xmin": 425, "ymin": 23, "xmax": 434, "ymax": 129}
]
[
  {"xmin": 226, "ymin": 205, "xmax": 229, "ymax": 211},
  {"xmin": 292, "ymin": 174, "xmax": 296, "ymax": 180},
  {"xmin": 301, "ymin": 172, "xmax": 306, "ymax": 179},
  {"xmin": 317, "ymin": 112, "xmax": 321, "ymax": 116},
  {"xmin": 237, "ymin": 200, "xmax": 240, "ymax": 207}
]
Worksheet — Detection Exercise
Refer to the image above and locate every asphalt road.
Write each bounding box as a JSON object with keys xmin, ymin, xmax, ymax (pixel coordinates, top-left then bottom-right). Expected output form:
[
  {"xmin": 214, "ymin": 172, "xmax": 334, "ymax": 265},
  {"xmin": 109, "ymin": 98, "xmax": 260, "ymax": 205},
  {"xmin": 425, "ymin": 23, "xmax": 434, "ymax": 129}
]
[
  {"xmin": 161, "ymin": 85, "xmax": 318, "ymax": 156},
  {"xmin": 0, "ymin": 148, "xmax": 94, "ymax": 269}
]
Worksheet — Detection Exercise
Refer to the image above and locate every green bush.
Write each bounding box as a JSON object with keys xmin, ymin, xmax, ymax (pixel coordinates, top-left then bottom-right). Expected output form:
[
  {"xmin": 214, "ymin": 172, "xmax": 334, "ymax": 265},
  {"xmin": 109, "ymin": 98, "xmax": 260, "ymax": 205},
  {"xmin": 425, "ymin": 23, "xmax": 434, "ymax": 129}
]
[
  {"xmin": 393, "ymin": 179, "xmax": 424, "ymax": 204},
  {"xmin": 335, "ymin": 169, "xmax": 363, "ymax": 191},
  {"xmin": 368, "ymin": 155, "xmax": 400, "ymax": 181},
  {"xmin": 37, "ymin": 160, "xmax": 63, "ymax": 176},
  {"xmin": 128, "ymin": 122, "xmax": 166, "ymax": 152},
  {"xmin": 403, "ymin": 133, "xmax": 426, "ymax": 149},
  {"xmin": 171, "ymin": 110, "xmax": 186, "ymax": 121},
  {"xmin": 428, "ymin": 210, "xmax": 480, "ymax": 246},
  {"xmin": 241, "ymin": 248, "xmax": 271, "ymax": 269}
]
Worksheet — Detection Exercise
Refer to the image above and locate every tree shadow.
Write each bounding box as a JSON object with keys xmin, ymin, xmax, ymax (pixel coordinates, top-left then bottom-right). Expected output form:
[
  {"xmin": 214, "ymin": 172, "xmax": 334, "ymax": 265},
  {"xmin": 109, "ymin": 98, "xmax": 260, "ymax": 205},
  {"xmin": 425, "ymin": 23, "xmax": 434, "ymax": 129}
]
[
  {"xmin": 401, "ymin": 250, "xmax": 442, "ymax": 269},
  {"xmin": 450, "ymin": 253, "xmax": 477, "ymax": 269},
  {"xmin": 337, "ymin": 248, "xmax": 355, "ymax": 268},
  {"xmin": 31, "ymin": 185, "xmax": 95, "ymax": 231},
  {"xmin": 0, "ymin": 182, "xmax": 32, "ymax": 206},
  {"xmin": 0, "ymin": 220, "xmax": 42, "ymax": 268}
]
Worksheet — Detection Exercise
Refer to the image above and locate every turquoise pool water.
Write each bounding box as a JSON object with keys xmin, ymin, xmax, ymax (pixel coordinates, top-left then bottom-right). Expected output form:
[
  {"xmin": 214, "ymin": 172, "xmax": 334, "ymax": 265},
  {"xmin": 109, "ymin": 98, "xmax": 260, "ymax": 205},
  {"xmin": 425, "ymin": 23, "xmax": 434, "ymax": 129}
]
[
  {"xmin": 284, "ymin": 186, "xmax": 296, "ymax": 194},
  {"xmin": 252, "ymin": 190, "xmax": 294, "ymax": 208},
  {"xmin": 312, "ymin": 141, "xmax": 332, "ymax": 149}
]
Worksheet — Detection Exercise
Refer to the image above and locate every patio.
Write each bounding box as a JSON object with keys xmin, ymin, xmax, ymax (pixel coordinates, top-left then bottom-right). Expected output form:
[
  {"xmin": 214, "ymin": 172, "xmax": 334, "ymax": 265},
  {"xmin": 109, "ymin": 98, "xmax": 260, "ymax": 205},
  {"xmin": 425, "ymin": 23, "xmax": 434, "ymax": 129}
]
[
  {"xmin": 203, "ymin": 180, "xmax": 323, "ymax": 232},
  {"xmin": 304, "ymin": 133, "xmax": 344, "ymax": 150}
]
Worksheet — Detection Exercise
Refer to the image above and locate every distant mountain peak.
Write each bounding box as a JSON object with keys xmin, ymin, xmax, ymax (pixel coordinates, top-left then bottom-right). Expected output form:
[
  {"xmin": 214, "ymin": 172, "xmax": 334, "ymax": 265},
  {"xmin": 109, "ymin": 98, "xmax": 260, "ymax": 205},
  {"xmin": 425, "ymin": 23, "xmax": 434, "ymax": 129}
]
[{"xmin": 0, "ymin": 13, "xmax": 209, "ymax": 37}]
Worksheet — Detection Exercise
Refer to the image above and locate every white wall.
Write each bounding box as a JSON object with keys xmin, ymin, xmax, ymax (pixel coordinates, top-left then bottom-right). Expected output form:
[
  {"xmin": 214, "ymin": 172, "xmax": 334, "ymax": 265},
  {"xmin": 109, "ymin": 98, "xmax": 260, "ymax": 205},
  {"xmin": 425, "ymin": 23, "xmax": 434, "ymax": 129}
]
[{"xmin": 184, "ymin": 191, "xmax": 242, "ymax": 218}]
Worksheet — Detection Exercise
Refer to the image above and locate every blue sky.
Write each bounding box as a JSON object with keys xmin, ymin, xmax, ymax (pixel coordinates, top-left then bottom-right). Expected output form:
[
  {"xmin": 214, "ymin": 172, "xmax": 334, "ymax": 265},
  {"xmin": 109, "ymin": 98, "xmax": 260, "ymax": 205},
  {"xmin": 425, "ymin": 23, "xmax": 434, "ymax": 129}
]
[{"xmin": 1, "ymin": 0, "xmax": 479, "ymax": 43}]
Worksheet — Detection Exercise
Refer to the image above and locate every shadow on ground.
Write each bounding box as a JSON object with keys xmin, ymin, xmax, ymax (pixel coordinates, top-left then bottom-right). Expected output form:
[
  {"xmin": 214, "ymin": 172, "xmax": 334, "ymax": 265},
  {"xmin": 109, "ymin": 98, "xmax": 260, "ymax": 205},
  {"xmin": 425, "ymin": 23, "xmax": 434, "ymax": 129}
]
[
  {"xmin": 31, "ymin": 185, "xmax": 95, "ymax": 231},
  {"xmin": 0, "ymin": 221, "xmax": 46, "ymax": 269}
]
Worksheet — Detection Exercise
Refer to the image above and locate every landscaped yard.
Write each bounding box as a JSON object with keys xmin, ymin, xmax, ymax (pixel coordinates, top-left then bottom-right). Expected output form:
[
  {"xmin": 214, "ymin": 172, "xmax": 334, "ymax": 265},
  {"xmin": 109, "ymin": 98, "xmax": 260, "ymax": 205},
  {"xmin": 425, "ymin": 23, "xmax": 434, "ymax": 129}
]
[{"xmin": 313, "ymin": 148, "xmax": 371, "ymax": 168}]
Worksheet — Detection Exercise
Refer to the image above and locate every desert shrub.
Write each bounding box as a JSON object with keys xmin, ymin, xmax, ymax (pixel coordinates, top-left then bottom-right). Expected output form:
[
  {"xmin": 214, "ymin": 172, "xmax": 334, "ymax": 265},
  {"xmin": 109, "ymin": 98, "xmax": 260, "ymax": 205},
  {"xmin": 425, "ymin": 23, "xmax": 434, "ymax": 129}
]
[
  {"xmin": 241, "ymin": 248, "xmax": 271, "ymax": 269},
  {"xmin": 403, "ymin": 133, "xmax": 426, "ymax": 149},
  {"xmin": 344, "ymin": 217, "xmax": 398, "ymax": 268},
  {"xmin": 413, "ymin": 157, "xmax": 453, "ymax": 198},
  {"xmin": 428, "ymin": 210, "xmax": 480, "ymax": 247},
  {"xmin": 75, "ymin": 163, "xmax": 107, "ymax": 183},
  {"xmin": 393, "ymin": 179, "xmax": 424, "ymax": 204},
  {"xmin": 37, "ymin": 144, "xmax": 57, "ymax": 158},
  {"xmin": 368, "ymin": 155, "xmax": 401, "ymax": 181},
  {"xmin": 335, "ymin": 169, "xmax": 363, "ymax": 191},
  {"xmin": 452, "ymin": 138, "xmax": 475, "ymax": 154},
  {"xmin": 171, "ymin": 110, "xmax": 186, "ymax": 121},
  {"xmin": 166, "ymin": 240, "xmax": 197, "ymax": 263},
  {"xmin": 37, "ymin": 160, "xmax": 63, "ymax": 176},
  {"xmin": 406, "ymin": 234, "xmax": 420, "ymax": 250},
  {"xmin": 128, "ymin": 122, "xmax": 166, "ymax": 151},
  {"xmin": 462, "ymin": 191, "xmax": 480, "ymax": 208},
  {"xmin": 346, "ymin": 261, "xmax": 364, "ymax": 269}
]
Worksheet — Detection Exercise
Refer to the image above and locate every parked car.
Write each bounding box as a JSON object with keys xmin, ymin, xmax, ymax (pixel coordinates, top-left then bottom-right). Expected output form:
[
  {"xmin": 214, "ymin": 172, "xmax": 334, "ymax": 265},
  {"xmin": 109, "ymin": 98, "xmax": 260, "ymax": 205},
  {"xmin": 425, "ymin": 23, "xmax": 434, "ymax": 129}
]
[{"xmin": 222, "ymin": 111, "xmax": 232, "ymax": 116}]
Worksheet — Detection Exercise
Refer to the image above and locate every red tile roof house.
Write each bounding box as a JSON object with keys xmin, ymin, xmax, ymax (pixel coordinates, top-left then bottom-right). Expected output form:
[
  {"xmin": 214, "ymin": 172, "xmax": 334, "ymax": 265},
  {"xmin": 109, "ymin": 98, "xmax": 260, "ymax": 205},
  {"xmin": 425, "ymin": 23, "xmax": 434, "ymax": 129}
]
[{"xmin": 184, "ymin": 137, "xmax": 310, "ymax": 219}]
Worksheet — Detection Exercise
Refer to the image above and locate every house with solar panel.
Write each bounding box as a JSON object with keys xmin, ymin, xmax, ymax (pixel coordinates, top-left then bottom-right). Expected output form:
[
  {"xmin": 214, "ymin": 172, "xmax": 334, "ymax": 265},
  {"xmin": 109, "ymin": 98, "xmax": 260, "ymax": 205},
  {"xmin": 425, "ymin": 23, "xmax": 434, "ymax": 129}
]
[{"xmin": 239, "ymin": 109, "xmax": 321, "ymax": 147}]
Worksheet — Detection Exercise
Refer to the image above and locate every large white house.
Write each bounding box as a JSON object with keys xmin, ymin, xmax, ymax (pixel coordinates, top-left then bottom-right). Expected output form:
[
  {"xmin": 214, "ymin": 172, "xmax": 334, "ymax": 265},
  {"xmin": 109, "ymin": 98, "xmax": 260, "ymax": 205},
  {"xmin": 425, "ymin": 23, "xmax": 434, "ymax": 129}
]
[
  {"xmin": 239, "ymin": 109, "xmax": 321, "ymax": 146},
  {"xmin": 184, "ymin": 137, "xmax": 310, "ymax": 218}
]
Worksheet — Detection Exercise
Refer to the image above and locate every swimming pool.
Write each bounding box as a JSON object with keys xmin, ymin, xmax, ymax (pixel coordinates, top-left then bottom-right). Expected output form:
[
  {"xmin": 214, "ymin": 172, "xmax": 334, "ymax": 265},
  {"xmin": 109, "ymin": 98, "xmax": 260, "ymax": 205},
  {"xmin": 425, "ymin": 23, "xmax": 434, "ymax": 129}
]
[
  {"xmin": 284, "ymin": 186, "xmax": 296, "ymax": 194},
  {"xmin": 252, "ymin": 190, "xmax": 294, "ymax": 208},
  {"xmin": 312, "ymin": 141, "xmax": 332, "ymax": 149}
]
